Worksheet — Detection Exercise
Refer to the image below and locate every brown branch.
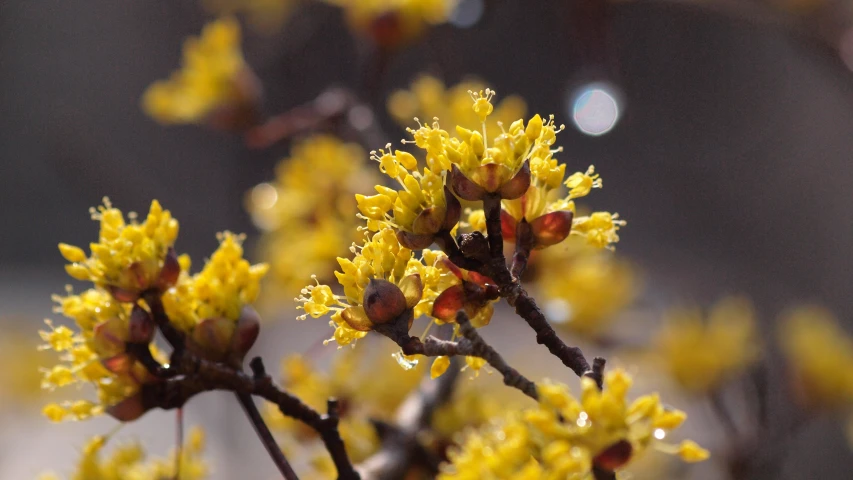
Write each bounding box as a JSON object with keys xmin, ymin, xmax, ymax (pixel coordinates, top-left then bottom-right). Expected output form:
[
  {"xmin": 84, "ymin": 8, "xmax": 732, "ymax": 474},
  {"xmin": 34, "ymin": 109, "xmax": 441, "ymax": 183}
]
[
  {"xmin": 136, "ymin": 292, "xmax": 357, "ymax": 480},
  {"xmin": 356, "ymin": 359, "xmax": 461, "ymax": 479},
  {"xmin": 452, "ymin": 202, "xmax": 597, "ymax": 381},
  {"xmin": 510, "ymin": 219, "xmax": 534, "ymax": 279},
  {"xmin": 378, "ymin": 311, "xmax": 538, "ymax": 401}
]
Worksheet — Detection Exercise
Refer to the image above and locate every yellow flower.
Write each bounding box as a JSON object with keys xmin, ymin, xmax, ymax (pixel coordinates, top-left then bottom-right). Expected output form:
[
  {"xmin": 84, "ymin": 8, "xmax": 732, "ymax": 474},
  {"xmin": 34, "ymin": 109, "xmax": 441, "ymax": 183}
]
[
  {"xmin": 59, "ymin": 198, "xmax": 179, "ymax": 298},
  {"xmin": 536, "ymin": 238, "xmax": 636, "ymax": 336},
  {"xmin": 142, "ymin": 17, "xmax": 258, "ymax": 125},
  {"xmin": 388, "ymin": 75, "xmax": 527, "ymax": 142},
  {"xmin": 163, "ymin": 232, "xmax": 268, "ymax": 332},
  {"xmin": 655, "ymin": 297, "xmax": 759, "ymax": 393},
  {"xmin": 40, "ymin": 427, "xmax": 209, "ymax": 479},
  {"xmin": 322, "ymin": 0, "xmax": 458, "ymax": 46},
  {"xmin": 247, "ymin": 136, "xmax": 378, "ymax": 301},
  {"xmin": 779, "ymin": 305, "xmax": 853, "ymax": 408},
  {"xmin": 203, "ymin": 0, "xmax": 299, "ymax": 34},
  {"xmin": 357, "ymin": 145, "xmax": 458, "ymax": 248},
  {"xmin": 440, "ymin": 370, "xmax": 707, "ymax": 479},
  {"xmin": 39, "ymin": 288, "xmax": 158, "ymax": 421},
  {"xmin": 296, "ymin": 228, "xmax": 425, "ymax": 345}
]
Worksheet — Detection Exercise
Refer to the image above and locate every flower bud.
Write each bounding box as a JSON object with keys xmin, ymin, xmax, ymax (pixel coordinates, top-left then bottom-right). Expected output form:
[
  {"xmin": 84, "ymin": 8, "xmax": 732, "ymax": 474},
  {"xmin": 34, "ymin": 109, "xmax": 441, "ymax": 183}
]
[
  {"xmin": 128, "ymin": 305, "xmax": 155, "ymax": 344},
  {"xmin": 189, "ymin": 317, "xmax": 236, "ymax": 361},
  {"xmin": 449, "ymin": 164, "xmax": 486, "ymax": 201},
  {"xmin": 229, "ymin": 306, "xmax": 261, "ymax": 362},
  {"xmin": 497, "ymin": 160, "xmax": 531, "ymax": 200},
  {"xmin": 396, "ymin": 230, "xmax": 435, "ymax": 250},
  {"xmin": 529, "ymin": 210, "xmax": 574, "ymax": 247},
  {"xmin": 157, "ymin": 247, "xmax": 181, "ymax": 289},
  {"xmin": 432, "ymin": 284, "xmax": 465, "ymax": 322},
  {"xmin": 106, "ymin": 393, "xmax": 148, "ymax": 422},
  {"xmin": 92, "ymin": 317, "xmax": 128, "ymax": 358},
  {"xmin": 363, "ymin": 278, "xmax": 407, "ymax": 325},
  {"xmin": 593, "ymin": 440, "xmax": 633, "ymax": 471}
]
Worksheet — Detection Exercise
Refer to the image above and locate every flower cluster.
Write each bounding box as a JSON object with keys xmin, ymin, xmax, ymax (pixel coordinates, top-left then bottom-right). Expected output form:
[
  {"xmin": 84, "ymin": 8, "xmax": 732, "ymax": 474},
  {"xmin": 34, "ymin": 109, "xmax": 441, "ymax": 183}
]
[
  {"xmin": 297, "ymin": 228, "xmax": 426, "ymax": 345},
  {"xmin": 322, "ymin": 0, "xmax": 458, "ymax": 47},
  {"xmin": 440, "ymin": 370, "xmax": 708, "ymax": 479},
  {"xmin": 40, "ymin": 199, "xmax": 267, "ymax": 421},
  {"xmin": 654, "ymin": 297, "xmax": 759, "ymax": 393},
  {"xmin": 247, "ymin": 135, "xmax": 379, "ymax": 300},
  {"xmin": 59, "ymin": 199, "xmax": 179, "ymax": 299},
  {"xmin": 302, "ymin": 89, "xmax": 622, "ymax": 348},
  {"xmin": 162, "ymin": 232, "xmax": 268, "ymax": 363},
  {"xmin": 38, "ymin": 426, "xmax": 209, "ymax": 480},
  {"xmin": 142, "ymin": 17, "xmax": 260, "ymax": 127},
  {"xmin": 535, "ymin": 238, "xmax": 637, "ymax": 336}
]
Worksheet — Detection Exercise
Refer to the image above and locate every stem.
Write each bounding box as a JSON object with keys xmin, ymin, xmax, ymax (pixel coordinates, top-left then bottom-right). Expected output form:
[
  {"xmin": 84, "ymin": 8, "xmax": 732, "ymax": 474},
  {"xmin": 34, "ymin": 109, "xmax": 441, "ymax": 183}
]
[
  {"xmin": 482, "ymin": 194, "xmax": 505, "ymax": 260},
  {"xmin": 384, "ymin": 312, "xmax": 539, "ymax": 401},
  {"xmin": 510, "ymin": 219, "xmax": 534, "ymax": 279},
  {"xmin": 137, "ymin": 290, "xmax": 357, "ymax": 480},
  {"xmin": 236, "ymin": 391, "xmax": 299, "ymax": 480}
]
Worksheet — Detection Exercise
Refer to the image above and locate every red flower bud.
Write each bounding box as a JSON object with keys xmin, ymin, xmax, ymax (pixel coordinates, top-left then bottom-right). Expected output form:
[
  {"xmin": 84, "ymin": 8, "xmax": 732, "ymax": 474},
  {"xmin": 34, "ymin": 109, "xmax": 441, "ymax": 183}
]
[
  {"xmin": 449, "ymin": 164, "xmax": 487, "ymax": 201},
  {"xmin": 529, "ymin": 210, "xmax": 574, "ymax": 247},
  {"xmin": 157, "ymin": 247, "xmax": 181, "ymax": 289},
  {"xmin": 128, "ymin": 305, "xmax": 155, "ymax": 344},
  {"xmin": 107, "ymin": 392, "xmax": 149, "ymax": 422},
  {"xmin": 363, "ymin": 278, "xmax": 408, "ymax": 325},
  {"xmin": 593, "ymin": 440, "xmax": 633, "ymax": 471}
]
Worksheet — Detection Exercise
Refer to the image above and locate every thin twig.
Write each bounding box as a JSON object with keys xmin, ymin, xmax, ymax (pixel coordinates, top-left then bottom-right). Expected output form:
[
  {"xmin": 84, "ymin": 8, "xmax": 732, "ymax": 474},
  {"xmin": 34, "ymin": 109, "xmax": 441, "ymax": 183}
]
[
  {"xmin": 236, "ymin": 392, "xmax": 299, "ymax": 480},
  {"xmin": 136, "ymin": 293, "xmax": 355, "ymax": 479}
]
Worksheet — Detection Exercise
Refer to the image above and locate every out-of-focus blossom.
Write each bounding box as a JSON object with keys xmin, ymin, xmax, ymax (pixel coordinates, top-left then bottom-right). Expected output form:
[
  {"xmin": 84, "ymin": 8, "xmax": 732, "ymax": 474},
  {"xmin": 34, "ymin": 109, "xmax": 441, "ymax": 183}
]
[
  {"xmin": 322, "ymin": 0, "xmax": 458, "ymax": 47},
  {"xmin": 203, "ymin": 0, "xmax": 300, "ymax": 34},
  {"xmin": 248, "ymin": 135, "xmax": 378, "ymax": 302},
  {"xmin": 38, "ymin": 427, "xmax": 209, "ymax": 480},
  {"xmin": 654, "ymin": 297, "xmax": 759, "ymax": 394},
  {"xmin": 779, "ymin": 305, "xmax": 853, "ymax": 408},
  {"xmin": 142, "ymin": 17, "xmax": 261, "ymax": 128},
  {"xmin": 535, "ymin": 238, "xmax": 636, "ymax": 337}
]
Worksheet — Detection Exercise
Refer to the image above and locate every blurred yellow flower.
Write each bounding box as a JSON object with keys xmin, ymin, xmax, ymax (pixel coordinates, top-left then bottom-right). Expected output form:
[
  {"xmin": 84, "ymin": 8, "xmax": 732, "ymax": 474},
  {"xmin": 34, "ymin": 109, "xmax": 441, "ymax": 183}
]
[
  {"xmin": 142, "ymin": 17, "xmax": 259, "ymax": 126},
  {"xmin": 39, "ymin": 427, "xmax": 209, "ymax": 480},
  {"xmin": 535, "ymin": 238, "xmax": 636, "ymax": 337},
  {"xmin": 440, "ymin": 370, "xmax": 707, "ymax": 479},
  {"xmin": 203, "ymin": 0, "xmax": 299, "ymax": 34},
  {"xmin": 322, "ymin": 0, "xmax": 458, "ymax": 46},
  {"xmin": 248, "ymin": 136, "xmax": 379, "ymax": 301},
  {"xmin": 654, "ymin": 297, "xmax": 759, "ymax": 393},
  {"xmin": 779, "ymin": 305, "xmax": 853, "ymax": 408}
]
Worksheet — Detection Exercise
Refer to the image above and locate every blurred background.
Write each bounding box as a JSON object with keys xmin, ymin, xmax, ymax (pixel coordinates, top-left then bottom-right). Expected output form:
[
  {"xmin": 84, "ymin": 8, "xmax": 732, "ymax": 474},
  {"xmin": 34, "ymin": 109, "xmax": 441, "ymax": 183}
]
[{"xmin": 3, "ymin": 0, "xmax": 853, "ymax": 478}]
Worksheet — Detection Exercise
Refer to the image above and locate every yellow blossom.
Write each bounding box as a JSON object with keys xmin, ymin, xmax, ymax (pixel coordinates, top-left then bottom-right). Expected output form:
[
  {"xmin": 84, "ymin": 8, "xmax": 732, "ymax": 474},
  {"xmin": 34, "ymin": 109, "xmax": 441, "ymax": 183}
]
[
  {"xmin": 247, "ymin": 136, "xmax": 378, "ymax": 301},
  {"xmin": 40, "ymin": 427, "xmax": 209, "ymax": 480},
  {"xmin": 440, "ymin": 370, "xmax": 707, "ymax": 479},
  {"xmin": 535, "ymin": 238, "xmax": 636, "ymax": 336},
  {"xmin": 162, "ymin": 232, "xmax": 269, "ymax": 332},
  {"xmin": 322, "ymin": 0, "xmax": 458, "ymax": 46},
  {"xmin": 203, "ymin": 0, "xmax": 299, "ymax": 34},
  {"xmin": 39, "ymin": 288, "xmax": 158, "ymax": 421},
  {"xmin": 296, "ymin": 228, "xmax": 425, "ymax": 345},
  {"xmin": 142, "ymin": 17, "xmax": 256, "ymax": 125},
  {"xmin": 779, "ymin": 305, "xmax": 853, "ymax": 407},
  {"xmin": 655, "ymin": 297, "xmax": 759, "ymax": 393},
  {"xmin": 59, "ymin": 198, "xmax": 179, "ymax": 297},
  {"xmin": 388, "ymin": 75, "xmax": 527, "ymax": 141}
]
